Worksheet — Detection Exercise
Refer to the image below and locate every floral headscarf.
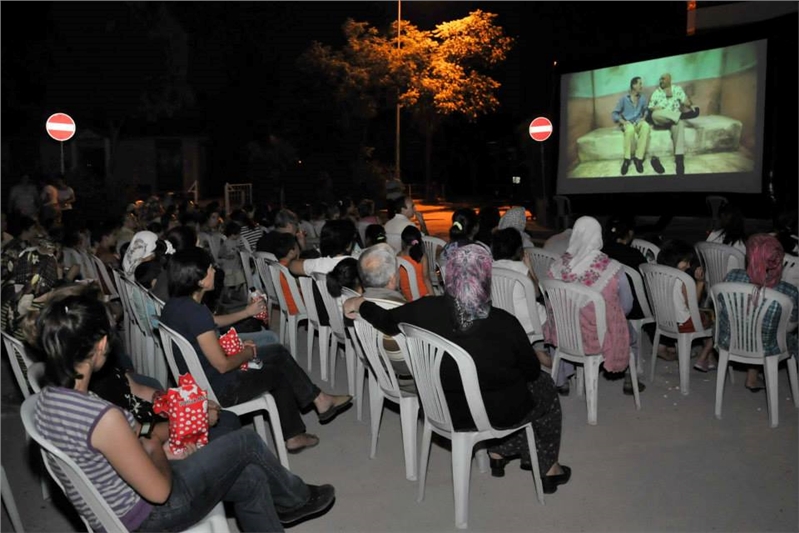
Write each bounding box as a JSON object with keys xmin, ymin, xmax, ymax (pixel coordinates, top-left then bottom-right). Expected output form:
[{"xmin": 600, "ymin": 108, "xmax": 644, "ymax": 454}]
[
  {"xmin": 745, "ymin": 234, "xmax": 784, "ymax": 289},
  {"xmin": 445, "ymin": 244, "xmax": 493, "ymax": 331},
  {"xmin": 549, "ymin": 216, "xmax": 621, "ymax": 291},
  {"xmin": 123, "ymin": 231, "xmax": 173, "ymax": 277},
  {"xmin": 498, "ymin": 206, "xmax": 527, "ymax": 233}
]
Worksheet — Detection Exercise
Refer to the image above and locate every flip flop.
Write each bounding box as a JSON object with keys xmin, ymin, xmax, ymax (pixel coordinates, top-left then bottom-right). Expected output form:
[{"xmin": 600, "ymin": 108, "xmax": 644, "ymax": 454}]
[
  {"xmin": 693, "ymin": 362, "xmax": 709, "ymax": 373},
  {"xmin": 318, "ymin": 396, "xmax": 353, "ymax": 424}
]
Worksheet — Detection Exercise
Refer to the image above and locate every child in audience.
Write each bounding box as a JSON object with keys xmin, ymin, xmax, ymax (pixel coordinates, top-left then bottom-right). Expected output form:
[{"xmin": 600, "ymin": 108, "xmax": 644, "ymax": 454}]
[
  {"xmin": 657, "ymin": 239, "xmax": 717, "ymax": 372},
  {"xmin": 274, "ymin": 232, "xmax": 303, "ymax": 316},
  {"xmin": 364, "ymin": 224, "xmax": 387, "ymax": 248},
  {"xmin": 218, "ymin": 221, "xmax": 246, "ymax": 302},
  {"xmin": 398, "ymin": 225, "xmax": 432, "ymax": 300}
]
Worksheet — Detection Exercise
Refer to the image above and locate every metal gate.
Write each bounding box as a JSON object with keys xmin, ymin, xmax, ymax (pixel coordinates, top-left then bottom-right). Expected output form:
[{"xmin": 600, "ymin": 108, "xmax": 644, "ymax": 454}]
[{"xmin": 224, "ymin": 183, "xmax": 253, "ymax": 214}]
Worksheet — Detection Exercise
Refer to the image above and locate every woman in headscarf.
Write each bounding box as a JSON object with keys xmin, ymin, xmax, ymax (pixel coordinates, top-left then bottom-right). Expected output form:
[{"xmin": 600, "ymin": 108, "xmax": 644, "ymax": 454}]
[
  {"xmin": 499, "ymin": 206, "xmax": 536, "ymax": 250},
  {"xmin": 122, "ymin": 230, "xmax": 173, "ymax": 278},
  {"xmin": 343, "ymin": 244, "xmax": 570, "ymax": 493},
  {"xmin": 720, "ymin": 234, "xmax": 799, "ymax": 391},
  {"xmin": 545, "ymin": 216, "xmax": 642, "ymax": 396}
]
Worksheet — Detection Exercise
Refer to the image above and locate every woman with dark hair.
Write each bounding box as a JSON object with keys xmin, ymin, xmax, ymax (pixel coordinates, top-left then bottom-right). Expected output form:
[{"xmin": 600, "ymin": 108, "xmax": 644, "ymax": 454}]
[
  {"xmin": 438, "ymin": 207, "xmax": 481, "ymax": 280},
  {"xmin": 707, "ymin": 203, "xmax": 746, "ymax": 254},
  {"xmin": 398, "ymin": 225, "xmax": 432, "ymax": 300},
  {"xmin": 656, "ymin": 239, "xmax": 717, "ymax": 372},
  {"xmin": 344, "ymin": 244, "xmax": 570, "ymax": 491},
  {"xmin": 160, "ymin": 248, "xmax": 352, "ymax": 453},
  {"xmin": 288, "ymin": 219, "xmax": 357, "ymax": 277},
  {"xmin": 229, "ymin": 209, "xmax": 264, "ymax": 251},
  {"xmin": 326, "ymin": 257, "xmax": 362, "ymax": 298},
  {"xmin": 364, "ymin": 224, "xmax": 387, "ymax": 248},
  {"xmin": 29, "ymin": 290, "xmax": 336, "ymax": 532},
  {"xmin": 474, "ymin": 205, "xmax": 501, "ymax": 248},
  {"xmin": 720, "ymin": 234, "xmax": 799, "ymax": 391}
]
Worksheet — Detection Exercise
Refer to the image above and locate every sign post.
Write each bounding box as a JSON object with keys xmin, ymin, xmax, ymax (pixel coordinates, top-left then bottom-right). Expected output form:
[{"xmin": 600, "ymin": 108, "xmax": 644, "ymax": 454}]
[
  {"xmin": 529, "ymin": 116, "xmax": 554, "ymax": 228},
  {"xmin": 46, "ymin": 113, "xmax": 76, "ymax": 175}
]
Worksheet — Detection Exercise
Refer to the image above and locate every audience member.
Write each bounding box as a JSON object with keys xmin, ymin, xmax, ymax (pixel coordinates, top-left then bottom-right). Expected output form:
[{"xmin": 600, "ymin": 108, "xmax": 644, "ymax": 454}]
[
  {"xmin": 706, "ymin": 203, "xmax": 746, "ymax": 254},
  {"xmin": 498, "ymin": 206, "xmax": 536, "ymax": 250},
  {"xmin": 398, "ymin": 225, "xmax": 432, "ymax": 300}
]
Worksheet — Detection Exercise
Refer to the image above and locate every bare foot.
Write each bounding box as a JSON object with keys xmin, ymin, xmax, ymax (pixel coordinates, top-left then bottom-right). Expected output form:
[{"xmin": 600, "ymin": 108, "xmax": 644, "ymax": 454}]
[
  {"xmin": 314, "ymin": 393, "xmax": 352, "ymax": 414},
  {"xmin": 286, "ymin": 433, "xmax": 320, "ymax": 453}
]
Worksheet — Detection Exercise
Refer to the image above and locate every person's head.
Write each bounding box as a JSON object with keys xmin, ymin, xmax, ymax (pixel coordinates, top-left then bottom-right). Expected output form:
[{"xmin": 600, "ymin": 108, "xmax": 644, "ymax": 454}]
[
  {"xmin": 123, "ymin": 211, "xmax": 139, "ymax": 230},
  {"xmin": 478, "ymin": 206, "xmax": 501, "ymax": 234},
  {"xmin": 498, "ymin": 206, "xmax": 527, "ymax": 235},
  {"xmin": 224, "ymin": 220, "xmax": 241, "ymax": 238},
  {"xmin": 656, "ymin": 239, "xmax": 696, "ymax": 271},
  {"xmin": 8, "ymin": 215, "xmax": 40, "ymax": 241},
  {"xmin": 401, "ymin": 225, "xmax": 425, "ymax": 263},
  {"xmin": 32, "ymin": 290, "xmax": 114, "ymax": 388},
  {"xmin": 273, "ymin": 231, "xmax": 300, "ymax": 262},
  {"xmin": 450, "ymin": 208, "xmax": 478, "ymax": 241},
  {"xmin": 658, "ymin": 73, "xmax": 672, "ymax": 89},
  {"xmin": 566, "ymin": 216, "xmax": 604, "ymax": 259},
  {"xmin": 772, "ymin": 210, "xmax": 798, "ymax": 253},
  {"xmin": 390, "ymin": 196, "xmax": 413, "ymax": 219},
  {"xmin": 146, "ymin": 220, "xmax": 164, "ymax": 237},
  {"xmin": 491, "ymin": 227, "xmax": 523, "ymax": 261},
  {"xmin": 630, "ymin": 76, "xmax": 643, "ymax": 93},
  {"xmin": 122, "ymin": 231, "xmax": 161, "ymax": 276},
  {"xmin": 320, "ymin": 219, "xmax": 356, "ymax": 257},
  {"xmin": 164, "ymin": 225, "xmax": 198, "ymax": 253},
  {"xmin": 325, "ymin": 203, "xmax": 341, "ymax": 221},
  {"xmin": 326, "ymin": 257, "xmax": 362, "ymax": 297},
  {"xmin": 95, "ymin": 220, "xmax": 118, "ymax": 249},
  {"xmin": 274, "ymin": 209, "xmax": 300, "ymax": 234},
  {"xmin": 357, "ymin": 199, "xmax": 375, "ymax": 218},
  {"xmin": 167, "ymin": 247, "xmax": 215, "ymax": 298},
  {"xmin": 445, "ymin": 244, "xmax": 493, "ymax": 332},
  {"xmin": 134, "ymin": 259, "xmax": 163, "ymax": 289},
  {"xmin": 364, "ymin": 224, "xmax": 387, "ymax": 248},
  {"xmin": 604, "ymin": 214, "xmax": 636, "ymax": 245},
  {"xmin": 229, "ymin": 208, "xmax": 255, "ymax": 229},
  {"xmin": 745, "ymin": 233, "xmax": 785, "ymax": 289},
  {"xmin": 358, "ymin": 243, "xmax": 398, "ymax": 290},
  {"xmin": 718, "ymin": 203, "xmax": 746, "ymax": 245}
]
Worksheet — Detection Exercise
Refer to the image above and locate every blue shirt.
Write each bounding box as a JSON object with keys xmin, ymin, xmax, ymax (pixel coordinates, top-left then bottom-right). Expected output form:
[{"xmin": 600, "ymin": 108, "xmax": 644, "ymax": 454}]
[{"xmin": 612, "ymin": 93, "xmax": 648, "ymax": 124}]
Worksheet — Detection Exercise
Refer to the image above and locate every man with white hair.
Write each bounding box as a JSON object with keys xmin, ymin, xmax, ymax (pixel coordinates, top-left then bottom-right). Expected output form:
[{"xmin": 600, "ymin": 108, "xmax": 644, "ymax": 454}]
[{"xmin": 648, "ymin": 72, "xmax": 699, "ymax": 176}]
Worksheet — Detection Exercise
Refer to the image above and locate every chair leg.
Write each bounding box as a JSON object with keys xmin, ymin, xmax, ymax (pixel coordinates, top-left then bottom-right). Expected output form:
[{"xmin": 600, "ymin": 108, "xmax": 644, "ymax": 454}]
[
  {"xmin": 584, "ymin": 357, "xmax": 601, "ymax": 425},
  {"xmin": 399, "ymin": 397, "xmax": 419, "ymax": 481},
  {"xmin": 319, "ymin": 327, "xmax": 331, "ymax": 382},
  {"xmin": 368, "ymin": 375, "xmax": 383, "ymax": 459},
  {"xmin": 451, "ymin": 434, "xmax": 476, "ymax": 529},
  {"xmin": 715, "ymin": 350, "xmax": 730, "ymax": 420},
  {"xmin": 418, "ymin": 423, "xmax": 433, "ymax": 503},
  {"xmin": 264, "ymin": 395, "xmax": 290, "ymax": 469},
  {"xmin": 677, "ymin": 335, "xmax": 691, "ymax": 396},
  {"xmin": 628, "ymin": 351, "xmax": 641, "ymax": 410},
  {"xmin": 764, "ymin": 356, "xmax": 780, "ymax": 428},
  {"xmin": 2, "ymin": 466, "xmax": 24, "ymax": 533},
  {"xmin": 345, "ymin": 340, "xmax": 356, "ymax": 397},
  {"xmin": 550, "ymin": 351, "xmax": 561, "ymax": 387},
  {"xmin": 787, "ymin": 355, "xmax": 799, "ymax": 408},
  {"xmin": 650, "ymin": 331, "xmax": 661, "ymax": 383},
  {"xmin": 279, "ymin": 311, "xmax": 287, "ymax": 346},
  {"xmin": 306, "ymin": 323, "xmax": 316, "ymax": 372},
  {"xmin": 288, "ymin": 316, "xmax": 299, "ymax": 361},
  {"xmin": 355, "ymin": 358, "xmax": 365, "ymax": 422},
  {"xmin": 524, "ymin": 426, "xmax": 545, "ymax": 504}
]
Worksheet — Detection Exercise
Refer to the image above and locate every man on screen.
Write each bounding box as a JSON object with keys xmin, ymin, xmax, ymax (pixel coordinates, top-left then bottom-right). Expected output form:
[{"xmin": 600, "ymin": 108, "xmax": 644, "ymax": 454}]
[
  {"xmin": 611, "ymin": 76, "xmax": 651, "ymax": 175},
  {"xmin": 648, "ymin": 73, "xmax": 700, "ymax": 176}
]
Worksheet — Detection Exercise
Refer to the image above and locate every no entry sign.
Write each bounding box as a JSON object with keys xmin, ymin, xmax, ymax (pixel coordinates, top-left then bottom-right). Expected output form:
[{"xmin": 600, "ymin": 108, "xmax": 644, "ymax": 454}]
[
  {"xmin": 529, "ymin": 117, "xmax": 553, "ymax": 142},
  {"xmin": 46, "ymin": 113, "xmax": 76, "ymax": 142}
]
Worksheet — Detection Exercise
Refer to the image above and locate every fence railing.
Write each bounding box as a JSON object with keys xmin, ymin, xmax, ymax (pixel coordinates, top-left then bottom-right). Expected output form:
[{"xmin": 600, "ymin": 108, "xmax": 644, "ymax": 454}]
[
  {"xmin": 224, "ymin": 183, "xmax": 253, "ymax": 214},
  {"xmin": 187, "ymin": 180, "xmax": 199, "ymax": 205}
]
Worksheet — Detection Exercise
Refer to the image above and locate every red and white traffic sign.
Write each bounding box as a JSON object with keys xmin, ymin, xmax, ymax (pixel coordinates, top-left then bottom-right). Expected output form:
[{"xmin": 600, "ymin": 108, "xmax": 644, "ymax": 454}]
[
  {"xmin": 529, "ymin": 116, "xmax": 553, "ymax": 142},
  {"xmin": 46, "ymin": 113, "xmax": 76, "ymax": 142}
]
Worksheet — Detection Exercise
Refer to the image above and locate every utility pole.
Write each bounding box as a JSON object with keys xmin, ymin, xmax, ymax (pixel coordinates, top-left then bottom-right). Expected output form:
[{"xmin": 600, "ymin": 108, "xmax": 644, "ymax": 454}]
[{"xmin": 395, "ymin": 0, "xmax": 401, "ymax": 181}]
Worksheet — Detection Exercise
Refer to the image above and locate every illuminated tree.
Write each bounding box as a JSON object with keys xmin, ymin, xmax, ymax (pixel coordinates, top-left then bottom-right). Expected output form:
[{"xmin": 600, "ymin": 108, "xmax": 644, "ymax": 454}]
[{"xmin": 300, "ymin": 10, "xmax": 513, "ymax": 199}]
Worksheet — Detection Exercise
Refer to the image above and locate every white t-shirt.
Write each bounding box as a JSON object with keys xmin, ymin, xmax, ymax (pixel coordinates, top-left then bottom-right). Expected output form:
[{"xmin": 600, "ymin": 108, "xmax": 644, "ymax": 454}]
[
  {"xmin": 672, "ymin": 281, "xmax": 691, "ymax": 324},
  {"xmin": 301, "ymin": 255, "xmax": 349, "ymax": 276},
  {"xmin": 706, "ymin": 230, "xmax": 746, "ymax": 255},
  {"xmin": 384, "ymin": 214, "xmax": 415, "ymax": 253}
]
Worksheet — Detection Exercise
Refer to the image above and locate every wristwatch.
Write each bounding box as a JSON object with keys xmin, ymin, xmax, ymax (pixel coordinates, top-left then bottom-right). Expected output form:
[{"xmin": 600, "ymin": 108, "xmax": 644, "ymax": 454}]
[{"xmin": 139, "ymin": 421, "xmax": 154, "ymax": 439}]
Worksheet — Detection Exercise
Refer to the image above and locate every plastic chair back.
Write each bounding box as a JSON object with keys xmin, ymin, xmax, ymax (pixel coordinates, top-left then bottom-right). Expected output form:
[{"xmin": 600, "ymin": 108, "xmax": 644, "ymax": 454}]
[
  {"xmin": 639, "ymin": 263, "xmax": 706, "ymax": 336},
  {"xmin": 695, "ymin": 241, "xmax": 746, "ymax": 291},
  {"xmin": 312, "ymin": 272, "xmax": 346, "ymax": 340},
  {"xmin": 269, "ymin": 262, "xmax": 307, "ymax": 317},
  {"xmin": 491, "ymin": 265, "xmax": 544, "ymax": 343},
  {"xmin": 156, "ymin": 321, "xmax": 222, "ymax": 404},
  {"xmin": 355, "ymin": 316, "xmax": 405, "ymax": 400},
  {"xmin": 397, "ymin": 256, "xmax": 422, "ymax": 301},
  {"xmin": 90, "ymin": 255, "xmax": 119, "ymax": 299},
  {"xmin": 524, "ymin": 248, "xmax": 559, "ymax": 283},
  {"xmin": 539, "ymin": 279, "xmax": 606, "ymax": 357},
  {"xmin": 631, "ymin": 239, "xmax": 660, "ymax": 264},
  {"xmin": 622, "ymin": 265, "xmax": 654, "ymax": 321},
  {"xmin": 253, "ymin": 252, "xmax": 279, "ymax": 311},
  {"xmin": 1, "ymin": 331, "xmax": 35, "ymax": 399},
  {"xmin": 198, "ymin": 232, "xmax": 221, "ymax": 262},
  {"xmin": 422, "ymin": 235, "xmax": 447, "ymax": 292}
]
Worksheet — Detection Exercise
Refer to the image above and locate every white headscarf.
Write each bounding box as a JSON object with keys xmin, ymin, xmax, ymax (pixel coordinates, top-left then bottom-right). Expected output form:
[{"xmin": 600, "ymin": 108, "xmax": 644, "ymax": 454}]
[
  {"xmin": 549, "ymin": 216, "xmax": 621, "ymax": 291},
  {"xmin": 123, "ymin": 231, "xmax": 173, "ymax": 276}
]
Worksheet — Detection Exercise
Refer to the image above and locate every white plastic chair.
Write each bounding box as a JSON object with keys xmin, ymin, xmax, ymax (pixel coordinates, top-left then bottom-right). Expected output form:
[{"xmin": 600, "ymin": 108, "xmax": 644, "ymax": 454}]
[
  {"xmin": 524, "ymin": 248, "xmax": 560, "ymax": 286},
  {"xmin": 111, "ymin": 267, "xmax": 136, "ymax": 356},
  {"xmin": 312, "ymin": 272, "xmax": 356, "ymax": 396},
  {"xmin": 711, "ymin": 282, "xmax": 799, "ymax": 428},
  {"xmin": 342, "ymin": 287, "xmax": 369, "ymax": 421},
  {"xmin": 398, "ymin": 323, "xmax": 544, "ymax": 529},
  {"xmin": 621, "ymin": 265, "xmax": 656, "ymax": 376},
  {"xmin": 268, "ymin": 262, "xmax": 308, "ymax": 360},
  {"xmin": 90, "ymin": 254, "xmax": 120, "ymax": 300},
  {"xmin": 21, "ymin": 394, "xmax": 229, "ymax": 533},
  {"xmin": 639, "ymin": 264, "xmax": 713, "ymax": 396},
  {"xmin": 1, "ymin": 331, "xmax": 36, "ymax": 399},
  {"xmin": 119, "ymin": 276, "xmax": 168, "ymax": 387},
  {"xmin": 299, "ymin": 276, "xmax": 331, "ymax": 380},
  {"xmin": 539, "ymin": 279, "xmax": 641, "ymax": 425},
  {"xmin": 239, "ymin": 248, "xmax": 262, "ymax": 293},
  {"xmin": 156, "ymin": 322, "xmax": 289, "ymax": 469},
  {"xmin": 695, "ymin": 241, "xmax": 746, "ymax": 303},
  {"xmin": 705, "ymin": 195, "xmax": 728, "ymax": 228},
  {"xmin": 422, "ymin": 235, "xmax": 447, "ymax": 294},
  {"xmin": 353, "ymin": 315, "xmax": 419, "ymax": 480},
  {"xmin": 397, "ymin": 256, "xmax": 422, "ymax": 301},
  {"xmin": 783, "ymin": 254, "xmax": 799, "ymax": 284},
  {"xmin": 253, "ymin": 251, "xmax": 281, "ymax": 319},
  {"xmin": 199, "ymin": 231, "xmax": 222, "ymax": 262},
  {"xmin": 491, "ymin": 265, "xmax": 544, "ymax": 344},
  {"xmin": 631, "ymin": 238, "xmax": 660, "ymax": 264}
]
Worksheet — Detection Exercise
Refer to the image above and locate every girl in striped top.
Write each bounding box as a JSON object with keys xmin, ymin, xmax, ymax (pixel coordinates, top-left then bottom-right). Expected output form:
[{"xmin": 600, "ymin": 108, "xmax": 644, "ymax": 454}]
[{"xmin": 31, "ymin": 290, "xmax": 335, "ymax": 532}]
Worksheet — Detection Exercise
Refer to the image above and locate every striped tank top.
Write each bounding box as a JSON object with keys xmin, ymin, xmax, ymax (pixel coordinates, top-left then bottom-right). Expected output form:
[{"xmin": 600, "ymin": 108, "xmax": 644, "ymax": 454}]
[{"xmin": 35, "ymin": 387, "xmax": 152, "ymax": 531}]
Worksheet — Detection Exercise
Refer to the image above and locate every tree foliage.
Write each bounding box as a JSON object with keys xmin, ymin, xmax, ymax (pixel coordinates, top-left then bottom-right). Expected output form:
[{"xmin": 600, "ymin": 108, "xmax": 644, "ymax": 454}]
[{"xmin": 299, "ymin": 10, "xmax": 513, "ymax": 196}]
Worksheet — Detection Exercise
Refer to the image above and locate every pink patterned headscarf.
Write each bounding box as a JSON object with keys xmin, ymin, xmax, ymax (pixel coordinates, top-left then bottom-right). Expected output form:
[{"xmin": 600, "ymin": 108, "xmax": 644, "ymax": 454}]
[
  {"xmin": 745, "ymin": 233, "xmax": 784, "ymax": 289},
  {"xmin": 445, "ymin": 244, "xmax": 493, "ymax": 331}
]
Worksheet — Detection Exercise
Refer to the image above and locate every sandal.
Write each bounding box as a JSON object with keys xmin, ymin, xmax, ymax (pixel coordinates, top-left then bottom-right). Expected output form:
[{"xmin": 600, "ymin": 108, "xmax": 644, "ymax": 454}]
[
  {"xmin": 287, "ymin": 433, "xmax": 320, "ymax": 454},
  {"xmin": 318, "ymin": 395, "xmax": 353, "ymax": 424}
]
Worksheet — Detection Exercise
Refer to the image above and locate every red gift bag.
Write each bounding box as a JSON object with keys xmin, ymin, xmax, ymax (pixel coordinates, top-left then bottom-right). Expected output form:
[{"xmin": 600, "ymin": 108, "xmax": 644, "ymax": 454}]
[
  {"xmin": 219, "ymin": 327, "xmax": 252, "ymax": 370},
  {"xmin": 152, "ymin": 374, "xmax": 209, "ymax": 455}
]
